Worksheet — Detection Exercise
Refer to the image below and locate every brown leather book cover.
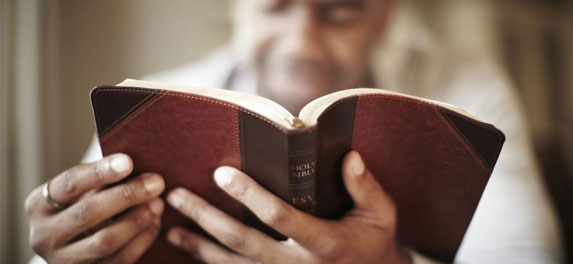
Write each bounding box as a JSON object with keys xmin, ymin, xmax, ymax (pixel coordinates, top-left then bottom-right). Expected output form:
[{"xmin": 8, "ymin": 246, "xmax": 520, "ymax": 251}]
[{"xmin": 90, "ymin": 79, "xmax": 505, "ymax": 263}]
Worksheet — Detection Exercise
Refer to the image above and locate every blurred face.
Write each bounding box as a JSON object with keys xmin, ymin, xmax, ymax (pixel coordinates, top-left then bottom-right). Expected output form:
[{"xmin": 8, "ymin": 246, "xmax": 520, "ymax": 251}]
[{"xmin": 232, "ymin": 0, "xmax": 393, "ymax": 113}]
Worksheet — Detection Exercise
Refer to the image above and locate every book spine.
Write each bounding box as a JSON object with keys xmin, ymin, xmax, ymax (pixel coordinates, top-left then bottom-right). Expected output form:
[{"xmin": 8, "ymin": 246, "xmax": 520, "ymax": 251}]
[{"xmin": 287, "ymin": 129, "xmax": 317, "ymax": 213}]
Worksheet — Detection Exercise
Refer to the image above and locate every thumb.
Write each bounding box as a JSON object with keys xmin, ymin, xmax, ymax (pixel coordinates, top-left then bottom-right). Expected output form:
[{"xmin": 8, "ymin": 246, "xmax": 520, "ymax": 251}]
[{"xmin": 342, "ymin": 151, "xmax": 396, "ymax": 220}]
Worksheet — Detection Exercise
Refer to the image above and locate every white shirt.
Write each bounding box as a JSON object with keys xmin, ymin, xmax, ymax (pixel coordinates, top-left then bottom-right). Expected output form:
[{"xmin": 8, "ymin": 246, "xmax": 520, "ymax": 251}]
[{"xmin": 33, "ymin": 39, "xmax": 564, "ymax": 263}]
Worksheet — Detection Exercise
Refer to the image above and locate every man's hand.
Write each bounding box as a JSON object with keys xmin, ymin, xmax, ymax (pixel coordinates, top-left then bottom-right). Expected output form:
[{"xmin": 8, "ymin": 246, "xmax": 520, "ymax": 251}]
[
  {"xmin": 25, "ymin": 154, "xmax": 166, "ymax": 263},
  {"xmin": 166, "ymin": 151, "xmax": 412, "ymax": 264}
]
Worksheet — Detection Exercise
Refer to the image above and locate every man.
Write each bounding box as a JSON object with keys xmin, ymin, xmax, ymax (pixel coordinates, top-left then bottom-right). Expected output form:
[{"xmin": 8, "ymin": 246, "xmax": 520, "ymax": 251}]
[{"xmin": 26, "ymin": 0, "xmax": 563, "ymax": 263}]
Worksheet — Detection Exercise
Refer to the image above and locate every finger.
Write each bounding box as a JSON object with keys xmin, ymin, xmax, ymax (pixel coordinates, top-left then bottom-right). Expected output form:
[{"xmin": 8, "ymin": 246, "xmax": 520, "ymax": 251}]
[
  {"xmin": 28, "ymin": 154, "xmax": 133, "ymax": 215},
  {"xmin": 212, "ymin": 166, "xmax": 334, "ymax": 250},
  {"xmin": 167, "ymin": 227, "xmax": 255, "ymax": 264},
  {"xmin": 167, "ymin": 188, "xmax": 287, "ymax": 263},
  {"xmin": 57, "ymin": 199, "xmax": 164, "ymax": 261},
  {"xmin": 56, "ymin": 173, "xmax": 165, "ymax": 242},
  {"xmin": 50, "ymin": 154, "xmax": 133, "ymax": 205},
  {"xmin": 342, "ymin": 151, "xmax": 396, "ymax": 224},
  {"xmin": 99, "ymin": 217, "xmax": 161, "ymax": 264}
]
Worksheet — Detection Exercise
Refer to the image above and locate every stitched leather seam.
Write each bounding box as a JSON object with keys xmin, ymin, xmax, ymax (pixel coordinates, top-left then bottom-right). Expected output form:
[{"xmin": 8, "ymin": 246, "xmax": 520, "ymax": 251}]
[
  {"xmin": 351, "ymin": 98, "xmax": 359, "ymax": 150},
  {"xmin": 239, "ymin": 111, "xmax": 246, "ymax": 171},
  {"xmin": 237, "ymin": 110, "xmax": 246, "ymax": 219},
  {"xmin": 99, "ymin": 92, "xmax": 166, "ymax": 144},
  {"xmin": 161, "ymin": 92, "xmax": 293, "ymax": 133},
  {"xmin": 234, "ymin": 108, "xmax": 241, "ymax": 171},
  {"xmin": 92, "ymin": 89, "xmax": 158, "ymax": 137},
  {"xmin": 347, "ymin": 97, "xmax": 357, "ymax": 150},
  {"xmin": 433, "ymin": 105, "xmax": 491, "ymax": 173},
  {"xmin": 438, "ymin": 107, "xmax": 503, "ymax": 166},
  {"xmin": 438, "ymin": 108, "xmax": 501, "ymax": 170},
  {"xmin": 439, "ymin": 106, "xmax": 504, "ymax": 140}
]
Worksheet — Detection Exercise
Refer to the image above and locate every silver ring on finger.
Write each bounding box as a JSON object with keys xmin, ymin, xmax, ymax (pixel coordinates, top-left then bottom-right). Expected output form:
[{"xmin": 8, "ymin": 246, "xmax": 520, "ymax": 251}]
[{"xmin": 42, "ymin": 180, "xmax": 68, "ymax": 210}]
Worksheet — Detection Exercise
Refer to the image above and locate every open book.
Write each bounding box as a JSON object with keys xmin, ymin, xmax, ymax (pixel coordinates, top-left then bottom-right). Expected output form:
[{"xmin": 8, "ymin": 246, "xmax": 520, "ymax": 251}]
[{"xmin": 91, "ymin": 79, "xmax": 505, "ymax": 263}]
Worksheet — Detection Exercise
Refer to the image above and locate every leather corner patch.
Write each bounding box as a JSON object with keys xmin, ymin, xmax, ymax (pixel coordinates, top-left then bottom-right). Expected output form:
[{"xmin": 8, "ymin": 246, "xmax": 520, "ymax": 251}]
[
  {"xmin": 90, "ymin": 86, "xmax": 160, "ymax": 137},
  {"xmin": 438, "ymin": 107, "xmax": 505, "ymax": 170}
]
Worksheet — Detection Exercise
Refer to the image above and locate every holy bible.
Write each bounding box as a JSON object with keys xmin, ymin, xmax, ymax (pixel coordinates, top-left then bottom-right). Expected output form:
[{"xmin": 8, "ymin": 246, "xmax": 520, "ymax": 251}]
[{"xmin": 90, "ymin": 79, "xmax": 505, "ymax": 263}]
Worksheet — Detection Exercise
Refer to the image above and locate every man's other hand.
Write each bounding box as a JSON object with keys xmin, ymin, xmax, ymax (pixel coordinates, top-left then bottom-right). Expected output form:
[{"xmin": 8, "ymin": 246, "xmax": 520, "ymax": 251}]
[
  {"xmin": 25, "ymin": 154, "xmax": 165, "ymax": 263},
  {"xmin": 166, "ymin": 151, "xmax": 412, "ymax": 264}
]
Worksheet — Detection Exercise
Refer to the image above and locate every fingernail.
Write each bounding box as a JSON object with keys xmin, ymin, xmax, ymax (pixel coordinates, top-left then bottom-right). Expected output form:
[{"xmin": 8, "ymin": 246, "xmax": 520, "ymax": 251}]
[
  {"xmin": 149, "ymin": 199, "xmax": 164, "ymax": 216},
  {"xmin": 110, "ymin": 155, "xmax": 130, "ymax": 173},
  {"xmin": 168, "ymin": 190, "xmax": 186, "ymax": 209},
  {"xmin": 144, "ymin": 174, "xmax": 164, "ymax": 194},
  {"xmin": 352, "ymin": 152, "xmax": 365, "ymax": 175},
  {"xmin": 167, "ymin": 229, "xmax": 181, "ymax": 246},
  {"xmin": 214, "ymin": 167, "xmax": 233, "ymax": 188}
]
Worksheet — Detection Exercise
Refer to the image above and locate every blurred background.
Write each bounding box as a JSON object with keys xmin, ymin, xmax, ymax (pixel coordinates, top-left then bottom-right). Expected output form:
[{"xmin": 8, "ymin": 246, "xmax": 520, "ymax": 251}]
[{"xmin": 1, "ymin": 0, "xmax": 571, "ymax": 263}]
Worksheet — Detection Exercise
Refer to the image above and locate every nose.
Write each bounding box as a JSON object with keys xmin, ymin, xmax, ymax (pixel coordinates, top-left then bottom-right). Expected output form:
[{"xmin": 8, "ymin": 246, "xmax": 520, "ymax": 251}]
[{"xmin": 280, "ymin": 6, "xmax": 328, "ymax": 61}]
